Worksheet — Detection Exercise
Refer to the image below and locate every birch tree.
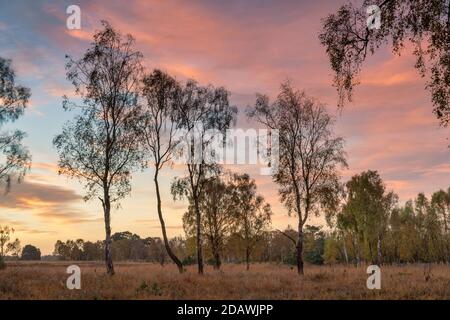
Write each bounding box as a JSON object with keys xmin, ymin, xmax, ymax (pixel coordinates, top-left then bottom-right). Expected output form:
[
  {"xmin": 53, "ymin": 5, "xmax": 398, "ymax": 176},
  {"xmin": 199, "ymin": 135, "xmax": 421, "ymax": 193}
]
[
  {"xmin": 248, "ymin": 81, "xmax": 346, "ymax": 275},
  {"xmin": 172, "ymin": 80, "xmax": 236, "ymax": 274},
  {"xmin": 140, "ymin": 69, "xmax": 184, "ymax": 273},
  {"xmin": 54, "ymin": 22, "xmax": 144, "ymax": 275}
]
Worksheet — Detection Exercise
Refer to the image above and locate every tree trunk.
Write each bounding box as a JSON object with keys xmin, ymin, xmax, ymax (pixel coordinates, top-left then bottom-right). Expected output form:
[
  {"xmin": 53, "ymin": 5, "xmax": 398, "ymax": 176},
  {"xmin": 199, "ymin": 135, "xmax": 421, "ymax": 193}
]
[
  {"xmin": 342, "ymin": 238, "xmax": 349, "ymax": 264},
  {"xmin": 377, "ymin": 235, "xmax": 382, "ymax": 265},
  {"xmin": 246, "ymin": 245, "xmax": 250, "ymax": 271},
  {"xmin": 443, "ymin": 209, "xmax": 449, "ymax": 262},
  {"xmin": 214, "ymin": 251, "xmax": 221, "ymax": 270},
  {"xmin": 368, "ymin": 241, "xmax": 374, "ymax": 265},
  {"xmin": 154, "ymin": 170, "xmax": 183, "ymax": 273},
  {"xmin": 211, "ymin": 238, "xmax": 221, "ymax": 270},
  {"xmin": 354, "ymin": 237, "xmax": 361, "ymax": 267},
  {"xmin": 296, "ymin": 221, "xmax": 304, "ymax": 275},
  {"xmin": 102, "ymin": 194, "xmax": 115, "ymax": 275},
  {"xmin": 193, "ymin": 196, "xmax": 204, "ymax": 275},
  {"xmin": 292, "ymin": 168, "xmax": 304, "ymax": 275}
]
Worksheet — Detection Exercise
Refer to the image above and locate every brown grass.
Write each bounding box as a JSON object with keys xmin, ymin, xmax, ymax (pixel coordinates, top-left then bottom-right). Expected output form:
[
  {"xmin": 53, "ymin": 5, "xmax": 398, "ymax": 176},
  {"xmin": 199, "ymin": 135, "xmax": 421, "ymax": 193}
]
[{"xmin": 1, "ymin": 261, "xmax": 450, "ymax": 299}]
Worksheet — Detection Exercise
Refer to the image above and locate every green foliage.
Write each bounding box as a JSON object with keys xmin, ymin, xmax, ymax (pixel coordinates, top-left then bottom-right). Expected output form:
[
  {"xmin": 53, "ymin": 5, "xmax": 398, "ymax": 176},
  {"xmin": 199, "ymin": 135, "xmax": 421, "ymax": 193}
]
[
  {"xmin": 182, "ymin": 255, "xmax": 195, "ymax": 266},
  {"xmin": 336, "ymin": 170, "xmax": 397, "ymax": 264},
  {"xmin": 303, "ymin": 226, "xmax": 325, "ymax": 265},
  {"xmin": 182, "ymin": 173, "xmax": 236, "ymax": 269},
  {"xmin": 325, "ymin": 172, "xmax": 450, "ymax": 265},
  {"xmin": 323, "ymin": 234, "xmax": 342, "ymax": 265},
  {"xmin": 136, "ymin": 281, "xmax": 163, "ymax": 296}
]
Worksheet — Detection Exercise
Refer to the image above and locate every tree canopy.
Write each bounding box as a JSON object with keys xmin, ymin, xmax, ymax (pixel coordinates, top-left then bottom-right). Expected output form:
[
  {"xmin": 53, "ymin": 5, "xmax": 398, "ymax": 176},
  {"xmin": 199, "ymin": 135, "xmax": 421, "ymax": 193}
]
[
  {"xmin": 0, "ymin": 57, "xmax": 31, "ymax": 192},
  {"xmin": 320, "ymin": 0, "xmax": 450, "ymax": 125}
]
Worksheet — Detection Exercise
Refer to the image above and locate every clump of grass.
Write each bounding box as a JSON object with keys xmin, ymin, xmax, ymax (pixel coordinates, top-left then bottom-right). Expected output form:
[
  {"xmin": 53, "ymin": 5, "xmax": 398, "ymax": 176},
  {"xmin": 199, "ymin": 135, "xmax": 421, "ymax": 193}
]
[
  {"xmin": 0, "ymin": 278, "xmax": 14, "ymax": 294},
  {"xmin": 137, "ymin": 280, "xmax": 149, "ymax": 292},
  {"xmin": 136, "ymin": 280, "xmax": 163, "ymax": 296},
  {"xmin": 308, "ymin": 272, "xmax": 329, "ymax": 282},
  {"xmin": 151, "ymin": 282, "xmax": 163, "ymax": 296}
]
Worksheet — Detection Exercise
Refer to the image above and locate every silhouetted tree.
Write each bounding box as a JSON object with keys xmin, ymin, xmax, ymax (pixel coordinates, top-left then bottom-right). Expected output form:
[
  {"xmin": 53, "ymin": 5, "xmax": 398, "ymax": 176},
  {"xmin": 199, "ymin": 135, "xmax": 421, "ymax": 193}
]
[
  {"xmin": 82, "ymin": 241, "xmax": 103, "ymax": 261},
  {"xmin": 54, "ymin": 239, "xmax": 87, "ymax": 260},
  {"xmin": 21, "ymin": 244, "xmax": 41, "ymax": 261},
  {"xmin": 53, "ymin": 22, "xmax": 144, "ymax": 275}
]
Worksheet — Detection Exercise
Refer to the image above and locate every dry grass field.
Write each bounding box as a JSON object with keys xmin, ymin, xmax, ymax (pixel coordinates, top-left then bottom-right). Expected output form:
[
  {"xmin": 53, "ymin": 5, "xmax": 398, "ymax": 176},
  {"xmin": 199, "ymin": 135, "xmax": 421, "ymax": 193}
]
[{"xmin": 1, "ymin": 262, "xmax": 450, "ymax": 300}]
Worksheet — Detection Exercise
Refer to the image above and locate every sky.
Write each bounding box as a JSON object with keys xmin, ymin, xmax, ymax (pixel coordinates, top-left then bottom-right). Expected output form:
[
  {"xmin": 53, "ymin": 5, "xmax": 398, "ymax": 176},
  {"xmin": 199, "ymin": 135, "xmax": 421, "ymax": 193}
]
[{"xmin": 0, "ymin": 0, "xmax": 449, "ymax": 254}]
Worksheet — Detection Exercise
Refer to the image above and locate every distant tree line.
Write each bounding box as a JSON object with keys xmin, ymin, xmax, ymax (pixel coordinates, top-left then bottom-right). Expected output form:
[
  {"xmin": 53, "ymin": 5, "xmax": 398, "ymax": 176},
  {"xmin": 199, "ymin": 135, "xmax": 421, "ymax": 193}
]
[
  {"xmin": 50, "ymin": 227, "xmax": 325, "ymax": 267},
  {"xmin": 53, "ymin": 232, "xmax": 186, "ymax": 265}
]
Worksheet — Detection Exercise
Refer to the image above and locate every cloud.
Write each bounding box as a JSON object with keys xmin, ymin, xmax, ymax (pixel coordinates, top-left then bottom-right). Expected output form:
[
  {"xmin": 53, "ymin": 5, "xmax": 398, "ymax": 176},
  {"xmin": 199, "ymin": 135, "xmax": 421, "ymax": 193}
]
[
  {"xmin": 134, "ymin": 218, "xmax": 181, "ymax": 229},
  {"xmin": 0, "ymin": 181, "xmax": 98, "ymax": 224},
  {"xmin": 0, "ymin": 218, "xmax": 56, "ymax": 235}
]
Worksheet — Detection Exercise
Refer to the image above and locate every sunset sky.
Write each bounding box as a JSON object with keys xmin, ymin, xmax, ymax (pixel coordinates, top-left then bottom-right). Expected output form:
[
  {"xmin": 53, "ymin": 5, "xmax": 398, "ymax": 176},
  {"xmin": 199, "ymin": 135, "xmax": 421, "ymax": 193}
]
[{"xmin": 0, "ymin": 0, "xmax": 449, "ymax": 254}]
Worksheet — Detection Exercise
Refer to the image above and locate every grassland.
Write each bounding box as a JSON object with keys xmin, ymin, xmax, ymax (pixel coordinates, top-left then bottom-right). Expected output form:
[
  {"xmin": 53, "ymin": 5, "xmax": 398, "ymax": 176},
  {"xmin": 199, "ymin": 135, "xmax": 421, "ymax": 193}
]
[{"xmin": 1, "ymin": 262, "xmax": 450, "ymax": 299}]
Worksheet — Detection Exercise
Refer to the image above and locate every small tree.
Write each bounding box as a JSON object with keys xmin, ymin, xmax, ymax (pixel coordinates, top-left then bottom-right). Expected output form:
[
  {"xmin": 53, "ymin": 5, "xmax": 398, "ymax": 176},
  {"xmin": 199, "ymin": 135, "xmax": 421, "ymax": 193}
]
[
  {"xmin": 229, "ymin": 173, "xmax": 272, "ymax": 271},
  {"xmin": 0, "ymin": 57, "xmax": 31, "ymax": 192},
  {"xmin": 54, "ymin": 22, "xmax": 144, "ymax": 275},
  {"xmin": 182, "ymin": 173, "xmax": 236, "ymax": 270},
  {"xmin": 140, "ymin": 69, "xmax": 184, "ymax": 273},
  {"xmin": 248, "ymin": 81, "xmax": 346, "ymax": 275}
]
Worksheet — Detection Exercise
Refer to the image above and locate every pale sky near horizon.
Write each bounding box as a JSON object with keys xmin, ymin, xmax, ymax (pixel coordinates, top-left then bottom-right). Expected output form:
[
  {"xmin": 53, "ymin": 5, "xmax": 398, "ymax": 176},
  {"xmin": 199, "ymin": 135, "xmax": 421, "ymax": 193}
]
[{"xmin": 0, "ymin": 0, "xmax": 449, "ymax": 254}]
